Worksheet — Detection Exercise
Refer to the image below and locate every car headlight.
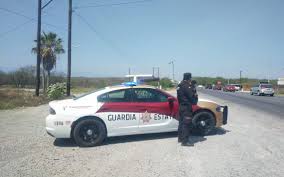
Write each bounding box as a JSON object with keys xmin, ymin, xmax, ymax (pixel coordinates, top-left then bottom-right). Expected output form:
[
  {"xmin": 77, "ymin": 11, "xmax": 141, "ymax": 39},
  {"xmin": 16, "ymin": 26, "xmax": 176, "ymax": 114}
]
[
  {"xmin": 49, "ymin": 107, "xmax": 56, "ymax": 115},
  {"xmin": 216, "ymin": 106, "xmax": 222, "ymax": 112}
]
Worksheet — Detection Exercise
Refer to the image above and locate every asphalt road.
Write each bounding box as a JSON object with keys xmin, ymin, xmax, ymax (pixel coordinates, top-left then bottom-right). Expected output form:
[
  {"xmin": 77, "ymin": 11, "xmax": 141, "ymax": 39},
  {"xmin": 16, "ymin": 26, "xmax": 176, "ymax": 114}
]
[
  {"xmin": 0, "ymin": 91, "xmax": 284, "ymax": 177},
  {"xmin": 198, "ymin": 89, "xmax": 284, "ymax": 118}
]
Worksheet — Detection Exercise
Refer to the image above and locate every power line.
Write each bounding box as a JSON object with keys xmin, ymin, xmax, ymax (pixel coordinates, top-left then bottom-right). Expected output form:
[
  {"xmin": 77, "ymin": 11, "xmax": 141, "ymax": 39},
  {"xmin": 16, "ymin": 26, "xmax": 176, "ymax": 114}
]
[
  {"xmin": 0, "ymin": 7, "xmax": 34, "ymax": 21},
  {"xmin": 42, "ymin": 0, "xmax": 55, "ymax": 9},
  {"xmin": 0, "ymin": 7, "xmax": 66, "ymax": 31},
  {"xmin": 74, "ymin": 12, "xmax": 127, "ymax": 57},
  {"xmin": 0, "ymin": 19, "xmax": 33, "ymax": 38},
  {"xmin": 74, "ymin": 0, "xmax": 153, "ymax": 9}
]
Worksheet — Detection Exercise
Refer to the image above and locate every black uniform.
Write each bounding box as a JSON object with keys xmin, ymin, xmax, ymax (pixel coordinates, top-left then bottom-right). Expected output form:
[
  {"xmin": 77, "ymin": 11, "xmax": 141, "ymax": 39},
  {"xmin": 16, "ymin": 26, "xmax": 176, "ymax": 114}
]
[
  {"xmin": 177, "ymin": 80, "xmax": 194, "ymax": 143},
  {"xmin": 191, "ymin": 80, "xmax": 198, "ymax": 105}
]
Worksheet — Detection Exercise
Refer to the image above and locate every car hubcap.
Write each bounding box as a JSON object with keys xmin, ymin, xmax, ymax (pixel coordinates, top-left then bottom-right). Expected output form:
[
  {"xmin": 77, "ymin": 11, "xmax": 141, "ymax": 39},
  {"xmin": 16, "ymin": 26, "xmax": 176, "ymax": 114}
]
[
  {"xmin": 195, "ymin": 115, "xmax": 214, "ymax": 134},
  {"xmin": 200, "ymin": 120, "xmax": 206, "ymax": 126},
  {"xmin": 86, "ymin": 129, "xmax": 93, "ymax": 136},
  {"xmin": 79, "ymin": 124, "xmax": 99, "ymax": 143}
]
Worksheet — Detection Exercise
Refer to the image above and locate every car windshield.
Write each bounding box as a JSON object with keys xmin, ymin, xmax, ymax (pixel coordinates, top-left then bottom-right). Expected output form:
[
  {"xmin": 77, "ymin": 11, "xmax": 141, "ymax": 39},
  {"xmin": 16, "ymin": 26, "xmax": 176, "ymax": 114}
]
[{"xmin": 261, "ymin": 84, "xmax": 272, "ymax": 88}]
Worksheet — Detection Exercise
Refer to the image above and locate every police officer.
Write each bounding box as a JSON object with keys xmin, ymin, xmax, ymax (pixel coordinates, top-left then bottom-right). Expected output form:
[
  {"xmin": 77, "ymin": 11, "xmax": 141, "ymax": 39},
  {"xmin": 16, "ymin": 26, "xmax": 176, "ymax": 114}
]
[
  {"xmin": 191, "ymin": 80, "xmax": 198, "ymax": 105},
  {"xmin": 177, "ymin": 73, "xmax": 194, "ymax": 146}
]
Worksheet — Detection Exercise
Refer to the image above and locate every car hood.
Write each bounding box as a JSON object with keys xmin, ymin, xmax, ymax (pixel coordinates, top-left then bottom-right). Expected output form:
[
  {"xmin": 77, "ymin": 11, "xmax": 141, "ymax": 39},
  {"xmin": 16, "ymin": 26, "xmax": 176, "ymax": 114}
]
[{"xmin": 198, "ymin": 98, "xmax": 218, "ymax": 105}]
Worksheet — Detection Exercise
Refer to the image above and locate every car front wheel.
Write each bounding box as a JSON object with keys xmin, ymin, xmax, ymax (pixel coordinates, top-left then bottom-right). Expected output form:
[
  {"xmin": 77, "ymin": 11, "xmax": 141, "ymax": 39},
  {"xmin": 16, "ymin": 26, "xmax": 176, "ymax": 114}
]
[
  {"xmin": 73, "ymin": 118, "xmax": 106, "ymax": 147},
  {"xmin": 192, "ymin": 111, "xmax": 216, "ymax": 136}
]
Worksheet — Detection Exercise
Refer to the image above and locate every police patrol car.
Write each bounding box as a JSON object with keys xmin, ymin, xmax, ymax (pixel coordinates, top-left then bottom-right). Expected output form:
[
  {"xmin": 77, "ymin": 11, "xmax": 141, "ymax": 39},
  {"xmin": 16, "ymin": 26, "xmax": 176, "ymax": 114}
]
[{"xmin": 46, "ymin": 83, "xmax": 228, "ymax": 147}]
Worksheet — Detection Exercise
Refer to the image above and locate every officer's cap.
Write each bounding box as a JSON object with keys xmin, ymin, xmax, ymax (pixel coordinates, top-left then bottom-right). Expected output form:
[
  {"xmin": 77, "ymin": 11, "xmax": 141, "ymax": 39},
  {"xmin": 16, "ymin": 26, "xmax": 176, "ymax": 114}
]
[{"xmin": 183, "ymin": 73, "xmax": 192, "ymax": 81}]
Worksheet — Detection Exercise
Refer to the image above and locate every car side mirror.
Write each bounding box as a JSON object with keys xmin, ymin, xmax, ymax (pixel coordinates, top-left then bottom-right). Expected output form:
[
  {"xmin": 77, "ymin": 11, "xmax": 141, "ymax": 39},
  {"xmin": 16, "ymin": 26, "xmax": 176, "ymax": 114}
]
[
  {"xmin": 167, "ymin": 97, "xmax": 175, "ymax": 102},
  {"xmin": 168, "ymin": 97, "xmax": 175, "ymax": 109}
]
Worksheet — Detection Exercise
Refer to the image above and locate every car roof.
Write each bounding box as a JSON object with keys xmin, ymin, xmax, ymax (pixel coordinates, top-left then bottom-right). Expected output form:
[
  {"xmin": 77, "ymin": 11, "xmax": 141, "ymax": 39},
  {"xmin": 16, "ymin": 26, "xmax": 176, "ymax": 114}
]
[
  {"xmin": 105, "ymin": 85, "xmax": 155, "ymax": 89},
  {"xmin": 106, "ymin": 84, "xmax": 156, "ymax": 90},
  {"xmin": 74, "ymin": 85, "xmax": 158, "ymax": 100}
]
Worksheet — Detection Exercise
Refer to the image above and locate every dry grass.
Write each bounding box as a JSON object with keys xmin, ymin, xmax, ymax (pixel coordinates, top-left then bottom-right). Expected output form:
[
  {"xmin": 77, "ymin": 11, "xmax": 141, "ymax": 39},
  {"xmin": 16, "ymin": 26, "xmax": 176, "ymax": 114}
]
[
  {"xmin": 0, "ymin": 89, "xmax": 49, "ymax": 110},
  {"xmin": 71, "ymin": 87, "xmax": 96, "ymax": 94}
]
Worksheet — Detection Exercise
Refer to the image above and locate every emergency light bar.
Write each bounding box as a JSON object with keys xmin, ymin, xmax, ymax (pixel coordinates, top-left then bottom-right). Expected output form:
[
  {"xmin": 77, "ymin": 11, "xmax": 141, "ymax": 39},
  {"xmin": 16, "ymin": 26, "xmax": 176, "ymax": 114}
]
[{"xmin": 122, "ymin": 82, "xmax": 137, "ymax": 86}]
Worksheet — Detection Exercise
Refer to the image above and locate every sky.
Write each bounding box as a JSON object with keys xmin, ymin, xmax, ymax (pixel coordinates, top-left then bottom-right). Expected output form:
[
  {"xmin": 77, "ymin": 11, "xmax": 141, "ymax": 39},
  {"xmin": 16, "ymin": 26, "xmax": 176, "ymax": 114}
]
[{"xmin": 0, "ymin": 0, "xmax": 284, "ymax": 80}]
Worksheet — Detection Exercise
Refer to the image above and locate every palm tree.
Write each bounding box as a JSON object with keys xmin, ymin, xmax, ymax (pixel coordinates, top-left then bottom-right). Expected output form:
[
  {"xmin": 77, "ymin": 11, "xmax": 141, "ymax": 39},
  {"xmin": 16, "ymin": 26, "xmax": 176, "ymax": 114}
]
[{"xmin": 32, "ymin": 32, "xmax": 65, "ymax": 92}]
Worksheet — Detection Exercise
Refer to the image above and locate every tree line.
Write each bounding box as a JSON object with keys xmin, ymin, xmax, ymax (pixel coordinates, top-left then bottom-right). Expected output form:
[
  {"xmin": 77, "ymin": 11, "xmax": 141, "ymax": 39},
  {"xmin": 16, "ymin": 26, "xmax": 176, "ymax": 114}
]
[{"xmin": 0, "ymin": 66, "xmax": 65, "ymax": 88}]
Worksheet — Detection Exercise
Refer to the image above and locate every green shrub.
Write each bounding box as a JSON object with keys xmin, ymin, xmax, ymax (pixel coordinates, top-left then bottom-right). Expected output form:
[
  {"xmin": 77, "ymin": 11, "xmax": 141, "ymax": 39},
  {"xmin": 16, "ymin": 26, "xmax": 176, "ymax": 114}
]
[
  {"xmin": 47, "ymin": 83, "xmax": 66, "ymax": 100},
  {"xmin": 160, "ymin": 78, "xmax": 174, "ymax": 88}
]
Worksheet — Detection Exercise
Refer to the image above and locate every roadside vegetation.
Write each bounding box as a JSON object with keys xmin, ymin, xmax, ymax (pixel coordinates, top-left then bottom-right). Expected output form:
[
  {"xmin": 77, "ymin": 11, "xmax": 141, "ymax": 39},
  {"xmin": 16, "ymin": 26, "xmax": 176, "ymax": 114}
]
[
  {"xmin": 1, "ymin": 63, "xmax": 283, "ymax": 110},
  {"xmin": 0, "ymin": 89, "xmax": 49, "ymax": 110}
]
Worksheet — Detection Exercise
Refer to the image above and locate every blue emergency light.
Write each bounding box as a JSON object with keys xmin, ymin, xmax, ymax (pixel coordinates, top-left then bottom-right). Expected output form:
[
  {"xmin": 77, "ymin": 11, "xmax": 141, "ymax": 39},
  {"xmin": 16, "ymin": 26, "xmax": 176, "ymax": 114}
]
[{"xmin": 122, "ymin": 82, "xmax": 137, "ymax": 86}]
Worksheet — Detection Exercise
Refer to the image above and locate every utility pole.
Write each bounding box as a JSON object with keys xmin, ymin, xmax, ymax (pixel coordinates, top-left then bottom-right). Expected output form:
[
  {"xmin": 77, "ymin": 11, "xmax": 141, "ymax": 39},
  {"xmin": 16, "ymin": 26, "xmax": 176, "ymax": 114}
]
[
  {"xmin": 153, "ymin": 67, "xmax": 160, "ymax": 88},
  {"xmin": 152, "ymin": 67, "xmax": 159, "ymax": 78},
  {"xmin": 169, "ymin": 61, "xmax": 174, "ymax": 81},
  {"xmin": 128, "ymin": 67, "xmax": 131, "ymax": 81},
  {"xmin": 67, "ymin": 0, "xmax": 72, "ymax": 96},
  {"xmin": 157, "ymin": 67, "xmax": 159, "ymax": 79},
  {"xmin": 157, "ymin": 67, "xmax": 160, "ymax": 88},
  {"xmin": 240, "ymin": 70, "xmax": 242, "ymax": 85},
  {"xmin": 35, "ymin": 0, "xmax": 42, "ymax": 96}
]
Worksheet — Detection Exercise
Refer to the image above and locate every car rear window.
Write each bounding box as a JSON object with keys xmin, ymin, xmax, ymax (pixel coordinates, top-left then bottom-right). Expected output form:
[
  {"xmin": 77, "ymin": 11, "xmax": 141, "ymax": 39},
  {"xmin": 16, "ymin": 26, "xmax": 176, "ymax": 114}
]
[
  {"xmin": 74, "ymin": 88, "xmax": 104, "ymax": 100},
  {"xmin": 261, "ymin": 84, "xmax": 272, "ymax": 88}
]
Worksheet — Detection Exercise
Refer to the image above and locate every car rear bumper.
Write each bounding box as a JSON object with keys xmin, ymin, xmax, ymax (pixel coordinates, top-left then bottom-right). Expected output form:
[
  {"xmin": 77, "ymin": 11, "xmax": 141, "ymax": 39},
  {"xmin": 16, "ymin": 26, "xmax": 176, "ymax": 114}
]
[{"xmin": 46, "ymin": 115, "xmax": 71, "ymax": 138}]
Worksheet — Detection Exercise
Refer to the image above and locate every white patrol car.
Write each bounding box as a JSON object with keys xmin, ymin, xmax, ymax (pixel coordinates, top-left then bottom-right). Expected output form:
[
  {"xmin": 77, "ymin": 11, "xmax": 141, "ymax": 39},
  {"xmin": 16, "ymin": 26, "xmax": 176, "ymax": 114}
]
[{"xmin": 46, "ymin": 83, "xmax": 228, "ymax": 147}]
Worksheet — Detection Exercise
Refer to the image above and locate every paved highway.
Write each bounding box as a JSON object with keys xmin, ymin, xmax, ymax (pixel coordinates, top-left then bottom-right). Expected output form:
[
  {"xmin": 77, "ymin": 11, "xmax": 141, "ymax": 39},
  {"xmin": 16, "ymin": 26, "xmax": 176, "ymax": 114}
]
[{"xmin": 198, "ymin": 89, "xmax": 284, "ymax": 118}]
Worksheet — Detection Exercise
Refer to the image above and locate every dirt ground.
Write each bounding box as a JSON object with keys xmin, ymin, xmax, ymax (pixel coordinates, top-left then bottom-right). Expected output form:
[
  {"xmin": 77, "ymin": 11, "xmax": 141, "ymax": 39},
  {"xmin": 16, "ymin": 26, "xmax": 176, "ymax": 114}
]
[{"xmin": 0, "ymin": 92, "xmax": 284, "ymax": 177}]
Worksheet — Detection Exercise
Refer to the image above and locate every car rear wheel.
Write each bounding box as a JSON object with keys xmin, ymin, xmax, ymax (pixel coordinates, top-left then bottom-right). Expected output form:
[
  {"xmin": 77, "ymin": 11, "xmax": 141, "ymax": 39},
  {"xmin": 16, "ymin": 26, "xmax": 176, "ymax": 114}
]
[
  {"xmin": 270, "ymin": 94, "xmax": 274, "ymax": 97},
  {"xmin": 192, "ymin": 111, "xmax": 216, "ymax": 136},
  {"xmin": 73, "ymin": 118, "xmax": 106, "ymax": 147}
]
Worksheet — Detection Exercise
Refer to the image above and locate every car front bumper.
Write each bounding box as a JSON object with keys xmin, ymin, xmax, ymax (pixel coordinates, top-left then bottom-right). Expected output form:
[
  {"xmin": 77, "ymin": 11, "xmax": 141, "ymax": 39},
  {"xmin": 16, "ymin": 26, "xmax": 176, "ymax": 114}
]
[
  {"xmin": 260, "ymin": 91, "xmax": 274, "ymax": 95},
  {"xmin": 221, "ymin": 106, "xmax": 228, "ymax": 124}
]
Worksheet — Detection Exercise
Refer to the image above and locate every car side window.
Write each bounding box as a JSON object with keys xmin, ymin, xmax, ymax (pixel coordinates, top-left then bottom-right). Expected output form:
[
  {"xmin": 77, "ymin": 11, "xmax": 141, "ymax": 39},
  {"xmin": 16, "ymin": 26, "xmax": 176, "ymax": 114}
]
[
  {"xmin": 97, "ymin": 89, "xmax": 131, "ymax": 102},
  {"xmin": 133, "ymin": 88, "xmax": 168, "ymax": 102}
]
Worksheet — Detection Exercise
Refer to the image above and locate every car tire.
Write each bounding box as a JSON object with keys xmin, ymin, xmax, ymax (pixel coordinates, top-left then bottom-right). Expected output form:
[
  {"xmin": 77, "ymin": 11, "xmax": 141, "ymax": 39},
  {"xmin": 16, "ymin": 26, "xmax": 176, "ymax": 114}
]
[
  {"xmin": 192, "ymin": 111, "xmax": 216, "ymax": 136},
  {"xmin": 270, "ymin": 94, "xmax": 274, "ymax": 97},
  {"xmin": 73, "ymin": 118, "xmax": 106, "ymax": 147}
]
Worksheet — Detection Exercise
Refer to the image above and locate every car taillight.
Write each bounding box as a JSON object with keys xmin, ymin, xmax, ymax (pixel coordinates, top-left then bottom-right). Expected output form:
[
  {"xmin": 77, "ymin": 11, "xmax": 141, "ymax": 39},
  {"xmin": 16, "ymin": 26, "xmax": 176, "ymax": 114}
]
[{"xmin": 49, "ymin": 107, "xmax": 56, "ymax": 115}]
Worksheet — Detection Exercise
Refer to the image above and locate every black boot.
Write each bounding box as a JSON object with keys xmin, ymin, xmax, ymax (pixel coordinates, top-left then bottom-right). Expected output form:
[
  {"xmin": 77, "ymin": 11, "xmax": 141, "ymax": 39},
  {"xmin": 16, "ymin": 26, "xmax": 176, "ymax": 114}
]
[{"xmin": 181, "ymin": 141, "xmax": 194, "ymax": 146}]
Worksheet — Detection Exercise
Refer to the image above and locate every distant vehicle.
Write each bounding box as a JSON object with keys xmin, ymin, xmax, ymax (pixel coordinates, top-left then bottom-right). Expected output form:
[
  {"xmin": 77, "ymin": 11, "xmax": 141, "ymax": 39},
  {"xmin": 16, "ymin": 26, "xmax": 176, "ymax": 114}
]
[
  {"xmin": 230, "ymin": 84, "xmax": 242, "ymax": 91},
  {"xmin": 213, "ymin": 81, "xmax": 222, "ymax": 90},
  {"xmin": 205, "ymin": 84, "xmax": 213, "ymax": 89},
  {"xmin": 250, "ymin": 83, "xmax": 274, "ymax": 96},
  {"xmin": 197, "ymin": 85, "xmax": 205, "ymax": 89},
  {"xmin": 223, "ymin": 84, "xmax": 236, "ymax": 92},
  {"xmin": 46, "ymin": 83, "xmax": 228, "ymax": 147}
]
